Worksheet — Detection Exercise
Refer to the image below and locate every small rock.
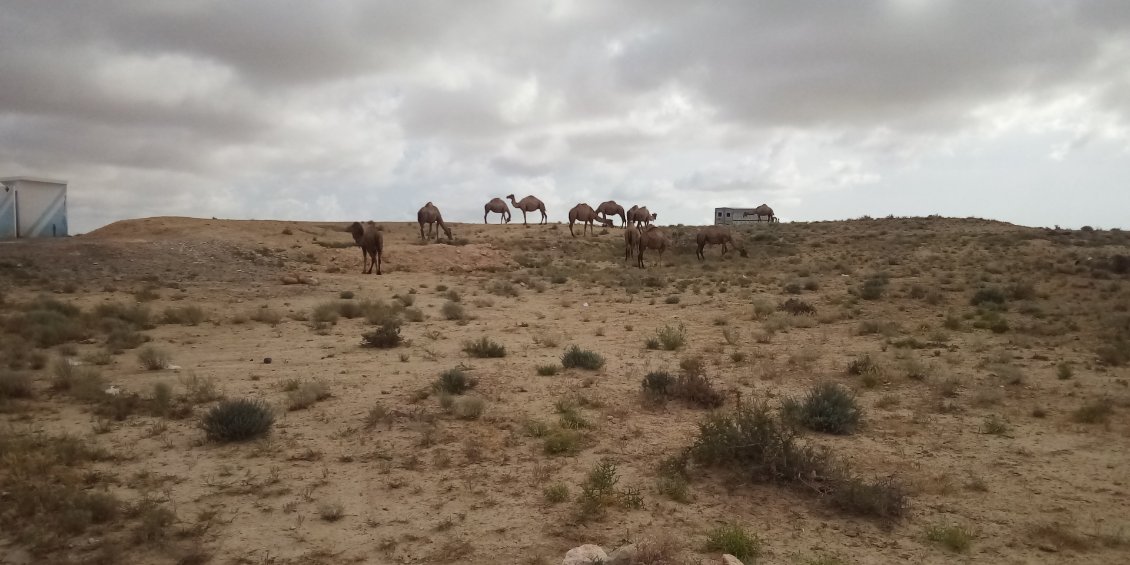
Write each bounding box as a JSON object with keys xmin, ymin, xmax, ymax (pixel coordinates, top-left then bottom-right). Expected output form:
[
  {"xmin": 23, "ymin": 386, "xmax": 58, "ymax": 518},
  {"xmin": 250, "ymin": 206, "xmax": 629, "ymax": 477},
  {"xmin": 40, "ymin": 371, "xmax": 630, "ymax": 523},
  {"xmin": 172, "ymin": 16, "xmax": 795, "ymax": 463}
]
[
  {"xmin": 607, "ymin": 544, "xmax": 637, "ymax": 564},
  {"xmin": 722, "ymin": 556, "xmax": 745, "ymax": 565},
  {"xmin": 563, "ymin": 544, "xmax": 607, "ymax": 565},
  {"xmin": 263, "ymin": 357, "xmax": 272, "ymax": 364}
]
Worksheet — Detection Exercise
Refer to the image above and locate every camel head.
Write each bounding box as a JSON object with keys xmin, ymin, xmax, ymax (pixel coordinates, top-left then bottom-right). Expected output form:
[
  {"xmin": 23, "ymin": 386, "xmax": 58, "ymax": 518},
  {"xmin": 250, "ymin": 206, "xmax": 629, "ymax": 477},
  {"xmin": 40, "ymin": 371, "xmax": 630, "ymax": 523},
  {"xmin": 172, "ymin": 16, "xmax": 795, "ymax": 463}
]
[
  {"xmin": 506, "ymin": 194, "xmax": 516, "ymax": 201},
  {"xmin": 649, "ymin": 213, "xmax": 657, "ymax": 221},
  {"xmin": 442, "ymin": 224, "xmax": 453, "ymax": 240},
  {"xmin": 598, "ymin": 218, "xmax": 614, "ymax": 228},
  {"xmin": 346, "ymin": 221, "xmax": 365, "ymax": 243}
]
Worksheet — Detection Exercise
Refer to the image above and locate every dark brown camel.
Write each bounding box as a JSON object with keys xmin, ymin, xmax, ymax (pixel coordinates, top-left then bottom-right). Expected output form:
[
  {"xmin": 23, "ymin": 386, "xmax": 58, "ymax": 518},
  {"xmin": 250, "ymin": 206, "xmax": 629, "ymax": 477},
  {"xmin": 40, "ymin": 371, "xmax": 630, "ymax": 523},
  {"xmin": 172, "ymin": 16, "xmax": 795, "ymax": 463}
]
[
  {"xmin": 506, "ymin": 194, "xmax": 547, "ymax": 225},
  {"xmin": 595, "ymin": 201, "xmax": 626, "ymax": 228},
  {"xmin": 636, "ymin": 225, "xmax": 670, "ymax": 269},
  {"xmin": 568, "ymin": 203, "xmax": 612, "ymax": 237},
  {"xmin": 483, "ymin": 198, "xmax": 511, "ymax": 224},
  {"xmin": 742, "ymin": 204, "xmax": 778, "ymax": 223},
  {"xmin": 417, "ymin": 202, "xmax": 453, "ymax": 241},
  {"xmin": 346, "ymin": 221, "xmax": 384, "ymax": 274},
  {"xmin": 695, "ymin": 225, "xmax": 741, "ymax": 260}
]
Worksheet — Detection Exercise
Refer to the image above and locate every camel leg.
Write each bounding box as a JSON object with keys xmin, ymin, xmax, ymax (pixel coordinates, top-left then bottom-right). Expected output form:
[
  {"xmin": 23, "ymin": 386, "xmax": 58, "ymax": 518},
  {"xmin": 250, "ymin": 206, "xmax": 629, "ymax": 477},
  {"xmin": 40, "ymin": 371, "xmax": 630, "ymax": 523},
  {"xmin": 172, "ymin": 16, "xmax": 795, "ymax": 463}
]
[
  {"xmin": 484, "ymin": 211, "xmax": 488, "ymax": 224},
  {"xmin": 722, "ymin": 243, "xmax": 728, "ymax": 256},
  {"xmin": 418, "ymin": 222, "xmax": 425, "ymax": 239},
  {"xmin": 375, "ymin": 251, "xmax": 381, "ymax": 275},
  {"xmin": 696, "ymin": 244, "xmax": 704, "ymax": 261},
  {"xmin": 522, "ymin": 210, "xmax": 528, "ymax": 226}
]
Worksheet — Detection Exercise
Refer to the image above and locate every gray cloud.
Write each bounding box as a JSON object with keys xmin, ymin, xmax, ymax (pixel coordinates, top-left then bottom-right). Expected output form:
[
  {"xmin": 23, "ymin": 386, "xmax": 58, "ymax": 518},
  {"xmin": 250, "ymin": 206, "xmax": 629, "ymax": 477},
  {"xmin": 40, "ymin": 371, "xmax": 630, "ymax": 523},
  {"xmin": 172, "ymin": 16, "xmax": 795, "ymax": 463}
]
[{"xmin": 1, "ymin": 0, "xmax": 1128, "ymax": 232}]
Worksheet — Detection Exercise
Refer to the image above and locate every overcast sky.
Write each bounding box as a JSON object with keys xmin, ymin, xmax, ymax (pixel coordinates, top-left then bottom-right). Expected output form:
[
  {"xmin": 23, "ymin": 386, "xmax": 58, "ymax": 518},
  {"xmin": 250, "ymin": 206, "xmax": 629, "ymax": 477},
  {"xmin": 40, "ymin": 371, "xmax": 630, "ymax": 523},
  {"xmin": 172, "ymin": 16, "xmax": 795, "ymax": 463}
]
[{"xmin": 2, "ymin": 1, "xmax": 1129, "ymax": 232}]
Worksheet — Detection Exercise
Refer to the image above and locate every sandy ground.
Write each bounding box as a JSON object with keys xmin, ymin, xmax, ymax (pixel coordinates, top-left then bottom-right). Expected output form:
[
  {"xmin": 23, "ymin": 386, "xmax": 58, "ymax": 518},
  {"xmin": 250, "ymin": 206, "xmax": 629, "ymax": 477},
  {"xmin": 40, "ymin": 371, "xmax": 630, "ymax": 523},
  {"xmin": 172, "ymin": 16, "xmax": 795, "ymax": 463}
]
[{"xmin": 1, "ymin": 215, "xmax": 1129, "ymax": 564}]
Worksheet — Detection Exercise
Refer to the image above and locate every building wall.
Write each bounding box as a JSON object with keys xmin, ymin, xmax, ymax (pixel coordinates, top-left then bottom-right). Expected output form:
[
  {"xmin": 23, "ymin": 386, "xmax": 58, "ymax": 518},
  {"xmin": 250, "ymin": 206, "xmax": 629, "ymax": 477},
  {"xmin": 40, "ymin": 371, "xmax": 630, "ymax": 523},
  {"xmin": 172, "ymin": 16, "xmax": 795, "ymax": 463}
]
[
  {"xmin": 0, "ymin": 186, "xmax": 15, "ymax": 239},
  {"xmin": 714, "ymin": 207, "xmax": 774, "ymax": 225},
  {"xmin": 2, "ymin": 180, "xmax": 68, "ymax": 238}
]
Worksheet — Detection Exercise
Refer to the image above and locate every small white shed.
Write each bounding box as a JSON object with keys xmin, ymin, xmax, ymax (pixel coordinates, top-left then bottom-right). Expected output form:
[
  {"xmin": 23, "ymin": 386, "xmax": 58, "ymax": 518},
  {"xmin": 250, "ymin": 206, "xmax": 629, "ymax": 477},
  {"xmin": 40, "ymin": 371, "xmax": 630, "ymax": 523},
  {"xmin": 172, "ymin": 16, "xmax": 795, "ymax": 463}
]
[{"xmin": 0, "ymin": 176, "xmax": 69, "ymax": 239}]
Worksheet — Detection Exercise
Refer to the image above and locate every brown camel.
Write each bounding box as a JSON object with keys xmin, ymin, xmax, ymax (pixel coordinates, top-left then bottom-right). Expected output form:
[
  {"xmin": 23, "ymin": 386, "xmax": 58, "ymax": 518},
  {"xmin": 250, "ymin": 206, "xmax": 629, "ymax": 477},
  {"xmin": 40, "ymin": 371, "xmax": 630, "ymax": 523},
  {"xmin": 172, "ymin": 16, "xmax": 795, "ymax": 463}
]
[
  {"xmin": 568, "ymin": 203, "xmax": 613, "ymax": 237},
  {"xmin": 627, "ymin": 205, "xmax": 657, "ymax": 227},
  {"xmin": 742, "ymin": 203, "xmax": 777, "ymax": 223},
  {"xmin": 595, "ymin": 200, "xmax": 626, "ymax": 228},
  {"xmin": 483, "ymin": 198, "xmax": 511, "ymax": 224},
  {"xmin": 636, "ymin": 225, "xmax": 670, "ymax": 269},
  {"xmin": 506, "ymin": 194, "xmax": 547, "ymax": 225},
  {"xmin": 623, "ymin": 224, "xmax": 641, "ymax": 263},
  {"xmin": 695, "ymin": 225, "xmax": 742, "ymax": 260},
  {"xmin": 417, "ymin": 202, "xmax": 453, "ymax": 241},
  {"xmin": 346, "ymin": 221, "xmax": 384, "ymax": 274}
]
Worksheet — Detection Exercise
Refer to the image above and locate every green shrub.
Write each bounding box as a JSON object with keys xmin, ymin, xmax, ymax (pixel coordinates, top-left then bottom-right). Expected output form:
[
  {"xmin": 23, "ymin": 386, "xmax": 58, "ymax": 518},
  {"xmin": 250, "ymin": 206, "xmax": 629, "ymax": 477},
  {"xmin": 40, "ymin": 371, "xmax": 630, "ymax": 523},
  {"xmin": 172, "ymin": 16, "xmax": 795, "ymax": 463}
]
[
  {"xmin": 925, "ymin": 523, "xmax": 974, "ymax": 553},
  {"xmin": 544, "ymin": 483, "xmax": 569, "ymax": 503},
  {"xmin": 435, "ymin": 368, "xmax": 476, "ymax": 395},
  {"xmin": 783, "ymin": 383, "xmax": 862, "ymax": 435},
  {"xmin": 971, "ymin": 287, "xmax": 1007, "ymax": 306},
  {"xmin": 543, "ymin": 427, "xmax": 582, "ymax": 455},
  {"xmin": 561, "ymin": 346, "xmax": 605, "ymax": 370},
  {"xmin": 704, "ymin": 523, "xmax": 761, "ymax": 561},
  {"xmin": 201, "ymin": 399, "xmax": 274, "ymax": 442},
  {"xmin": 642, "ymin": 371, "xmax": 675, "ymax": 402},
  {"xmin": 847, "ymin": 354, "xmax": 882, "ymax": 377},
  {"xmin": 462, "ymin": 337, "xmax": 506, "ymax": 358},
  {"xmin": 361, "ymin": 323, "xmax": 402, "ymax": 348},
  {"xmin": 665, "ymin": 295, "xmax": 681, "ymax": 304},
  {"xmin": 536, "ymin": 364, "xmax": 560, "ymax": 376},
  {"xmin": 859, "ymin": 274, "xmax": 889, "ymax": 300}
]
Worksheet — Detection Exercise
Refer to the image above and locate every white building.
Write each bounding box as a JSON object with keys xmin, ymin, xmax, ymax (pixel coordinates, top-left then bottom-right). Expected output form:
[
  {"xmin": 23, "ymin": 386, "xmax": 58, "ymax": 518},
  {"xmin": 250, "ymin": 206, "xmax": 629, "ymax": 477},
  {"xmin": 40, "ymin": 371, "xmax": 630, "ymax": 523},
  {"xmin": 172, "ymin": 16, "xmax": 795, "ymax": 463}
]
[
  {"xmin": 0, "ymin": 176, "xmax": 69, "ymax": 239},
  {"xmin": 713, "ymin": 206, "xmax": 775, "ymax": 225}
]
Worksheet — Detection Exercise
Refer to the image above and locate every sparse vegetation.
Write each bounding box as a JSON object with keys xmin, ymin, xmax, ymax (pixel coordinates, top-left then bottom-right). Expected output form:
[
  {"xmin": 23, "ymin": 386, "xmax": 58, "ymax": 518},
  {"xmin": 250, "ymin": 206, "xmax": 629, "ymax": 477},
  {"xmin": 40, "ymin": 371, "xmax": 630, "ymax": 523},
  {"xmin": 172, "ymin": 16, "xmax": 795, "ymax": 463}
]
[
  {"xmin": 1072, "ymin": 399, "xmax": 1113, "ymax": 424},
  {"xmin": 704, "ymin": 523, "xmax": 761, "ymax": 561},
  {"xmin": 435, "ymin": 368, "xmax": 476, "ymax": 395},
  {"xmin": 287, "ymin": 380, "xmax": 331, "ymax": 410},
  {"xmin": 536, "ymin": 364, "xmax": 560, "ymax": 376},
  {"xmin": 647, "ymin": 323, "xmax": 687, "ymax": 350},
  {"xmin": 782, "ymin": 382, "xmax": 863, "ymax": 435},
  {"xmin": 926, "ymin": 523, "xmax": 974, "ymax": 553},
  {"xmin": 137, "ymin": 345, "xmax": 170, "ymax": 370},
  {"xmin": 561, "ymin": 345, "xmax": 604, "ymax": 370},
  {"xmin": 201, "ymin": 399, "xmax": 275, "ymax": 442},
  {"xmin": 462, "ymin": 337, "xmax": 506, "ymax": 358}
]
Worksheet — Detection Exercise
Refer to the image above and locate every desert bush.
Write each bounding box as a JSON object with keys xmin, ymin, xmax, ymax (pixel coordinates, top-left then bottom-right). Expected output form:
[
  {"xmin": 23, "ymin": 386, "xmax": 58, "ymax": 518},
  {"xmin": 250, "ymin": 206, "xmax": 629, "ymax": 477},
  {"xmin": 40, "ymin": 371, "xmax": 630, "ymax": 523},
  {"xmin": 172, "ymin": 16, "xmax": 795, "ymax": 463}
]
[
  {"xmin": 462, "ymin": 337, "xmax": 506, "ymax": 358},
  {"xmin": 779, "ymin": 298, "xmax": 816, "ymax": 315},
  {"xmin": 665, "ymin": 294, "xmax": 681, "ymax": 304},
  {"xmin": 1072, "ymin": 399, "xmax": 1113, "ymax": 424},
  {"xmin": 648, "ymin": 324, "xmax": 687, "ymax": 351},
  {"xmin": 543, "ymin": 427, "xmax": 583, "ymax": 455},
  {"xmin": 544, "ymin": 483, "xmax": 569, "ymax": 504},
  {"xmin": 360, "ymin": 299, "xmax": 403, "ymax": 326},
  {"xmin": 981, "ymin": 414, "xmax": 1009, "ymax": 435},
  {"xmin": 310, "ymin": 302, "xmax": 340, "ymax": 325},
  {"xmin": 452, "ymin": 396, "xmax": 485, "ymax": 420},
  {"xmin": 92, "ymin": 301, "xmax": 150, "ymax": 329},
  {"xmin": 435, "ymin": 368, "xmax": 476, "ymax": 395},
  {"xmin": 645, "ymin": 368, "xmax": 723, "ymax": 408},
  {"xmin": 782, "ymin": 383, "xmax": 863, "ymax": 435},
  {"xmin": 250, "ymin": 307, "xmax": 282, "ymax": 325},
  {"xmin": 361, "ymin": 323, "xmax": 402, "ymax": 348},
  {"xmin": 201, "ymin": 399, "xmax": 274, "ymax": 442},
  {"xmin": 536, "ymin": 364, "xmax": 560, "ymax": 376},
  {"xmin": 561, "ymin": 345, "xmax": 605, "ymax": 370},
  {"xmin": 970, "ymin": 287, "xmax": 1007, "ymax": 307},
  {"xmin": 441, "ymin": 301, "xmax": 468, "ymax": 321},
  {"xmin": 575, "ymin": 459, "xmax": 641, "ymax": 522},
  {"xmin": 1056, "ymin": 362, "xmax": 1074, "ymax": 380},
  {"xmin": 51, "ymin": 360, "xmax": 107, "ymax": 402},
  {"xmin": 488, "ymin": 280, "xmax": 520, "ymax": 297},
  {"xmin": 847, "ymin": 354, "xmax": 882, "ymax": 377},
  {"xmin": 180, "ymin": 373, "xmax": 221, "ymax": 404},
  {"xmin": 9, "ymin": 305, "xmax": 87, "ymax": 348},
  {"xmin": 705, "ymin": 523, "xmax": 761, "ymax": 562},
  {"xmin": 0, "ymin": 370, "xmax": 33, "ymax": 400},
  {"xmin": 137, "ymin": 345, "xmax": 170, "ymax": 370},
  {"xmin": 642, "ymin": 371, "xmax": 675, "ymax": 402},
  {"xmin": 287, "ymin": 380, "xmax": 331, "ymax": 410},
  {"xmin": 339, "ymin": 290, "xmax": 354, "ymax": 299},
  {"xmin": 829, "ymin": 475, "xmax": 909, "ymax": 518},
  {"xmin": 859, "ymin": 274, "xmax": 889, "ymax": 300},
  {"xmin": 925, "ymin": 523, "xmax": 974, "ymax": 553},
  {"xmin": 162, "ymin": 306, "xmax": 206, "ymax": 326}
]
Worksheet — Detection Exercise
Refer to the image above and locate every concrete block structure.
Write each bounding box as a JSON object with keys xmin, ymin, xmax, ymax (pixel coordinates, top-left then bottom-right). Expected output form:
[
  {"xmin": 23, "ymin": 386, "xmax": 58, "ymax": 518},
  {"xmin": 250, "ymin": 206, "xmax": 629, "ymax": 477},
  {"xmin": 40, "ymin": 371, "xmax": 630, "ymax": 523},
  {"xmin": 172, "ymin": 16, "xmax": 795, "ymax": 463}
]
[{"xmin": 0, "ymin": 176, "xmax": 68, "ymax": 239}]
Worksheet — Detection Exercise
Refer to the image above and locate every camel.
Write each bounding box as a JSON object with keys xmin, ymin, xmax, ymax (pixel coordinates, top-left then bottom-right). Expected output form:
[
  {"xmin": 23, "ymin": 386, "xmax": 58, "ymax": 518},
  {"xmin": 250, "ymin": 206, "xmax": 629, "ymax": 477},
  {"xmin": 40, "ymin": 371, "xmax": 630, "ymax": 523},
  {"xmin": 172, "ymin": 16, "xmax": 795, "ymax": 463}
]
[
  {"xmin": 627, "ymin": 205, "xmax": 657, "ymax": 227},
  {"xmin": 636, "ymin": 225, "xmax": 670, "ymax": 269},
  {"xmin": 742, "ymin": 204, "xmax": 778, "ymax": 223},
  {"xmin": 568, "ymin": 203, "xmax": 613, "ymax": 237},
  {"xmin": 346, "ymin": 221, "xmax": 384, "ymax": 275},
  {"xmin": 417, "ymin": 202, "xmax": 453, "ymax": 241},
  {"xmin": 483, "ymin": 198, "xmax": 511, "ymax": 224},
  {"xmin": 695, "ymin": 225, "xmax": 742, "ymax": 260},
  {"xmin": 623, "ymin": 224, "xmax": 641, "ymax": 263},
  {"xmin": 506, "ymin": 194, "xmax": 547, "ymax": 225},
  {"xmin": 595, "ymin": 201, "xmax": 626, "ymax": 228}
]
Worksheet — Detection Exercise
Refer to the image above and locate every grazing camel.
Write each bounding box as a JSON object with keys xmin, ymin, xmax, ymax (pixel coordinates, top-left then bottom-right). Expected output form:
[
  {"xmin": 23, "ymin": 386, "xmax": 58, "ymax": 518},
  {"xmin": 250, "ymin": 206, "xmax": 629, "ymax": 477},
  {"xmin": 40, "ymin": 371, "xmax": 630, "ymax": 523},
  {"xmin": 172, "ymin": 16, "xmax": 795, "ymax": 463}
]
[
  {"xmin": 627, "ymin": 205, "xmax": 657, "ymax": 227},
  {"xmin": 483, "ymin": 198, "xmax": 511, "ymax": 224},
  {"xmin": 568, "ymin": 203, "xmax": 613, "ymax": 237},
  {"xmin": 346, "ymin": 221, "xmax": 384, "ymax": 275},
  {"xmin": 636, "ymin": 225, "xmax": 670, "ymax": 269},
  {"xmin": 506, "ymin": 194, "xmax": 547, "ymax": 225},
  {"xmin": 595, "ymin": 201, "xmax": 626, "ymax": 228},
  {"xmin": 623, "ymin": 224, "xmax": 641, "ymax": 263},
  {"xmin": 695, "ymin": 225, "xmax": 741, "ymax": 260},
  {"xmin": 417, "ymin": 202, "xmax": 453, "ymax": 241},
  {"xmin": 742, "ymin": 204, "xmax": 778, "ymax": 223}
]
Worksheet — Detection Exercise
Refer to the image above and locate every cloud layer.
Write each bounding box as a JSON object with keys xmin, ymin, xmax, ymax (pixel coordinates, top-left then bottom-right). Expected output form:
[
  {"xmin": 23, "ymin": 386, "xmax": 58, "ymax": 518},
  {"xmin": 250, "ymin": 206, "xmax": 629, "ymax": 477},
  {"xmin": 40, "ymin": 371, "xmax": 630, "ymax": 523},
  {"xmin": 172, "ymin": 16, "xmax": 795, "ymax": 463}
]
[{"xmin": 2, "ymin": 1, "xmax": 1128, "ymax": 231}]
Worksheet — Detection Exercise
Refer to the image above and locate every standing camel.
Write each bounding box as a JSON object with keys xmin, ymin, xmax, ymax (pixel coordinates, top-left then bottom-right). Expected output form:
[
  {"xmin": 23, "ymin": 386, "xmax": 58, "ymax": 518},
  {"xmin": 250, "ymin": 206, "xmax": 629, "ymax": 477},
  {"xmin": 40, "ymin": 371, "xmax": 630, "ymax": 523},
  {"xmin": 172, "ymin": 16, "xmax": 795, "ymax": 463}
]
[
  {"xmin": 483, "ymin": 198, "xmax": 511, "ymax": 224},
  {"xmin": 595, "ymin": 201, "xmax": 626, "ymax": 228},
  {"xmin": 742, "ymin": 204, "xmax": 778, "ymax": 223},
  {"xmin": 695, "ymin": 226, "xmax": 741, "ymax": 260},
  {"xmin": 627, "ymin": 205, "xmax": 657, "ymax": 227},
  {"xmin": 568, "ymin": 203, "xmax": 613, "ymax": 237},
  {"xmin": 506, "ymin": 194, "xmax": 547, "ymax": 225},
  {"xmin": 636, "ymin": 225, "xmax": 670, "ymax": 269},
  {"xmin": 346, "ymin": 221, "xmax": 384, "ymax": 275},
  {"xmin": 623, "ymin": 224, "xmax": 641, "ymax": 263},
  {"xmin": 417, "ymin": 202, "xmax": 453, "ymax": 241}
]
